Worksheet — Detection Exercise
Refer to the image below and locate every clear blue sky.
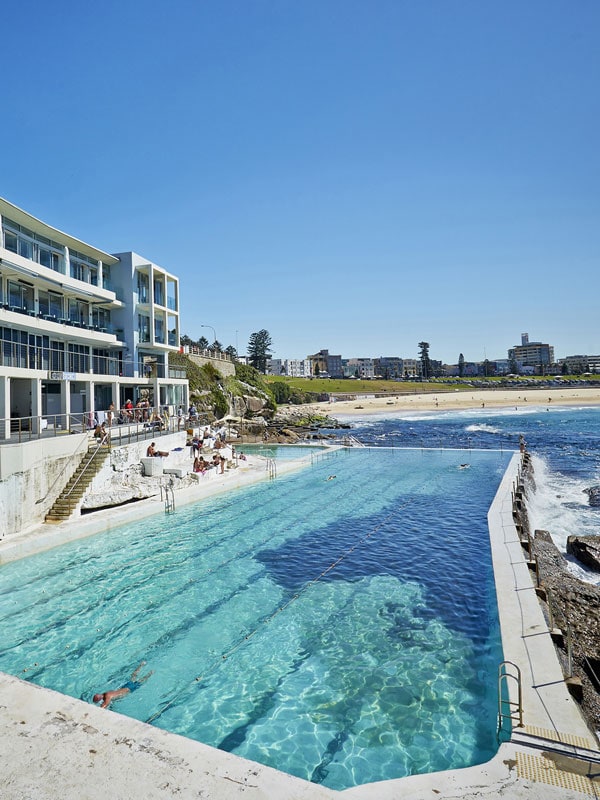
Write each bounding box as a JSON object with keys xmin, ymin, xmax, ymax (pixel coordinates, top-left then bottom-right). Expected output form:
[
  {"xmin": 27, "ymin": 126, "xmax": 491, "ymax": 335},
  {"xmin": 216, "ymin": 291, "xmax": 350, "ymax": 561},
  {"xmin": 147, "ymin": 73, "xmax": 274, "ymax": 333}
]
[{"xmin": 2, "ymin": 1, "xmax": 598, "ymax": 363}]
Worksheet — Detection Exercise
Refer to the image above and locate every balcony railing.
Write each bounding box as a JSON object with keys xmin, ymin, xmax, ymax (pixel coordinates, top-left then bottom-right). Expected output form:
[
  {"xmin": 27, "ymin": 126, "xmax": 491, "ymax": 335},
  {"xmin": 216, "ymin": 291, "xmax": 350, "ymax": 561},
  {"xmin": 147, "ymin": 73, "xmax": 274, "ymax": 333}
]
[
  {"xmin": 0, "ymin": 343, "xmax": 186, "ymax": 380},
  {"xmin": 5, "ymin": 407, "xmax": 181, "ymax": 444},
  {"xmin": 182, "ymin": 345, "xmax": 233, "ymax": 362}
]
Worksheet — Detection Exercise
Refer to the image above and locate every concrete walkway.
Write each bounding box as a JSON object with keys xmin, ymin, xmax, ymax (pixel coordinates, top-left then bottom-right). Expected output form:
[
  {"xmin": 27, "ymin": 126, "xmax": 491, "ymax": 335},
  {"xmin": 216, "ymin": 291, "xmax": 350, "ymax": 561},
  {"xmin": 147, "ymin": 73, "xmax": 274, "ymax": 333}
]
[{"xmin": 1, "ymin": 451, "xmax": 599, "ymax": 799}]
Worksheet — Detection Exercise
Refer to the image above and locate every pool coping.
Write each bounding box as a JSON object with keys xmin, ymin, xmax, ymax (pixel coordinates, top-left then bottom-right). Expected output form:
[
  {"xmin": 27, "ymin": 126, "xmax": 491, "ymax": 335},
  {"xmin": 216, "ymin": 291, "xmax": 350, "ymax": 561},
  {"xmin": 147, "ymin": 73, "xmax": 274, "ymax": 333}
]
[{"xmin": 1, "ymin": 449, "xmax": 598, "ymax": 799}]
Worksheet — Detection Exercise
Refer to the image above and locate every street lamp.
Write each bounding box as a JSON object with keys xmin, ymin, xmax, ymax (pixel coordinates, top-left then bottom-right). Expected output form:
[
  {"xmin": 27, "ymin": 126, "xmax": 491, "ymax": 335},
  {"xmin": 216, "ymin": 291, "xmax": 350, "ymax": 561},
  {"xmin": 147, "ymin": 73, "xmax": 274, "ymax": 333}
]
[{"xmin": 200, "ymin": 324, "xmax": 217, "ymax": 348}]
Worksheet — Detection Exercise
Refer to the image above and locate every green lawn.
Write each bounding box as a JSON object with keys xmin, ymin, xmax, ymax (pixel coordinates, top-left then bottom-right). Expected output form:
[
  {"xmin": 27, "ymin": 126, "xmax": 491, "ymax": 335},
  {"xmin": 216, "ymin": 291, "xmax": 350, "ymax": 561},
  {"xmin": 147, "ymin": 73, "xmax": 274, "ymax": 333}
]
[
  {"xmin": 265, "ymin": 376, "xmax": 458, "ymax": 394},
  {"xmin": 264, "ymin": 375, "xmax": 600, "ymax": 396}
]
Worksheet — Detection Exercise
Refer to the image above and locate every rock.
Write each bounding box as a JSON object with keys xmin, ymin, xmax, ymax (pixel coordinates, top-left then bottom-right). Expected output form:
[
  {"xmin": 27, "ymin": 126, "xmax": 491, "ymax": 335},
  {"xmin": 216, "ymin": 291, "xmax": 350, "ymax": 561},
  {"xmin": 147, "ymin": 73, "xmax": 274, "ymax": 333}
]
[
  {"xmin": 532, "ymin": 529, "xmax": 600, "ymax": 732},
  {"xmin": 567, "ymin": 535, "xmax": 600, "ymax": 572},
  {"xmin": 583, "ymin": 485, "xmax": 600, "ymax": 506}
]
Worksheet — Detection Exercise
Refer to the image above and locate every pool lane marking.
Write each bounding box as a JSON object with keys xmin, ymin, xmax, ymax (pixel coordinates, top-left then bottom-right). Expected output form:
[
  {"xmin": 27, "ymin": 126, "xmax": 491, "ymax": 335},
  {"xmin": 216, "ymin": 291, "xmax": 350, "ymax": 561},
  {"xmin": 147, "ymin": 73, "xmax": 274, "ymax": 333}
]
[{"xmin": 145, "ymin": 491, "xmax": 421, "ymax": 726}]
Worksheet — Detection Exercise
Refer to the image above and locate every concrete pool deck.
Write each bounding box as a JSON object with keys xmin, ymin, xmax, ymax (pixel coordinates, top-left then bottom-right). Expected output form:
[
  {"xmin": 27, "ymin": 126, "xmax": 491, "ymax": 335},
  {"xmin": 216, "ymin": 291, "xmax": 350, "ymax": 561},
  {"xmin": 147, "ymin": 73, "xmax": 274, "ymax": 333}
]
[{"xmin": 1, "ymin": 450, "xmax": 599, "ymax": 799}]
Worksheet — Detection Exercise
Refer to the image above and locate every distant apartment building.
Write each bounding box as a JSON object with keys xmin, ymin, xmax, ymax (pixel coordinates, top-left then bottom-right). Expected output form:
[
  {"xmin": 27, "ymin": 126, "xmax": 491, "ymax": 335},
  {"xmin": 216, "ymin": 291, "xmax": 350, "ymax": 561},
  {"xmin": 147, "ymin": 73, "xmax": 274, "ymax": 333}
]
[
  {"xmin": 265, "ymin": 358, "xmax": 284, "ymax": 375},
  {"xmin": 0, "ymin": 197, "xmax": 187, "ymax": 438},
  {"xmin": 558, "ymin": 354, "xmax": 600, "ymax": 374},
  {"xmin": 307, "ymin": 349, "xmax": 343, "ymax": 378},
  {"xmin": 285, "ymin": 359, "xmax": 312, "ymax": 377},
  {"xmin": 401, "ymin": 358, "xmax": 419, "ymax": 378},
  {"xmin": 374, "ymin": 356, "xmax": 403, "ymax": 379},
  {"xmin": 508, "ymin": 333, "xmax": 554, "ymax": 374},
  {"xmin": 443, "ymin": 361, "xmax": 480, "ymax": 377},
  {"xmin": 346, "ymin": 358, "xmax": 375, "ymax": 379}
]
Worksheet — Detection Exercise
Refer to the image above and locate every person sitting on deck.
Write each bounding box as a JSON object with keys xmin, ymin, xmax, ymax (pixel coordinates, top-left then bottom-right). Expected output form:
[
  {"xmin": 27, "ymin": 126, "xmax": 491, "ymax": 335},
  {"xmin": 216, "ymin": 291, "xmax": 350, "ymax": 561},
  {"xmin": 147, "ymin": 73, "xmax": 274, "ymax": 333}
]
[
  {"xmin": 93, "ymin": 662, "xmax": 153, "ymax": 709},
  {"xmin": 147, "ymin": 442, "xmax": 168, "ymax": 458},
  {"xmin": 193, "ymin": 455, "xmax": 209, "ymax": 474}
]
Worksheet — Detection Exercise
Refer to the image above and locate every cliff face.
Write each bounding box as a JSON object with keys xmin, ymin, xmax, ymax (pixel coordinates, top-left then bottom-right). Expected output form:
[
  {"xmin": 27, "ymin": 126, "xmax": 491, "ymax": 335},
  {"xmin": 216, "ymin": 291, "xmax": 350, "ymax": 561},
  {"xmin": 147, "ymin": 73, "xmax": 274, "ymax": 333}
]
[{"xmin": 170, "ymin": 355, "xmax": 276, "ymax": 422}]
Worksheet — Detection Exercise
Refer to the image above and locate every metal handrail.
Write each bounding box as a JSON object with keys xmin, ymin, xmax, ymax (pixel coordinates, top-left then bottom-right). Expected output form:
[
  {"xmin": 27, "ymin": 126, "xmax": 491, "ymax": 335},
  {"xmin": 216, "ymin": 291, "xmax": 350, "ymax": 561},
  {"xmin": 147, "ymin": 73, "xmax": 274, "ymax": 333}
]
[
  {"xmin": 497, "ymin": 660, "xmax": 523, "ymax": 741},
  {"xmin": 61, "ymin": 434, "xmax": 111, "ymax": 500},
  {"xmin": 35, "ymin": 431, "xmax": 91, "ymax": 505}
]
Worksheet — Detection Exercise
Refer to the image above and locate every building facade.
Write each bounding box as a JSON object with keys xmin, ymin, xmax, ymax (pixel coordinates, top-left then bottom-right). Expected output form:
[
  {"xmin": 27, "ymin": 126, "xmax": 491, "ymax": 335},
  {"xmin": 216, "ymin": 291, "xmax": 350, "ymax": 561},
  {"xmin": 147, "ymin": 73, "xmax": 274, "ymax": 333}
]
[
  {"xmin": 284, "ymin": 359, "xmax": 312, "ymax": 377},
  {"xmin": 508, "ymin": 333, "xmax": 554, "ymax": 374},
  {"xmin": 0, "ymin": 198, "xmax": 187, "ymax": 439},
  {"xmin": 558, "ymin": 354, "xmax": 600, "ymax": 374},
  {"xmin": 346, "ymin": 358, "xmax": 375, "ymax": 379},
  {"xmin": 307, "ymin": 349, "xmax": 343, "ymax": 378}
]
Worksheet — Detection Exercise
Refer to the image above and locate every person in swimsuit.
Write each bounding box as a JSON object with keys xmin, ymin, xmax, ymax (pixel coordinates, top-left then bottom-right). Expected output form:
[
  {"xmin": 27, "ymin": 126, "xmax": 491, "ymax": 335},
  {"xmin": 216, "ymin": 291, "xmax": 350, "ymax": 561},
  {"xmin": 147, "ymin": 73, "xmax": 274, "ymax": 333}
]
[{"xmin": 92, "ymin": 662, "xmax": 153, "ymax": 708}]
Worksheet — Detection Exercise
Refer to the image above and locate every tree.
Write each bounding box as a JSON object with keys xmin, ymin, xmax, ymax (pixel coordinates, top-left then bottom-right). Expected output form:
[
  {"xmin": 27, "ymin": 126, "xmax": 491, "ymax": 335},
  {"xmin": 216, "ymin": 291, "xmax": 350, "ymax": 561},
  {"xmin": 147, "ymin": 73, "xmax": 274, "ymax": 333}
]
[
  {"xmin": 225, "ymin": 345, "xmax": 238, "ymax": 360},
  {"xmin": 458, "ymin": 353, "xmax": 465, "ymax": 378},
  {"xmin": 180, "ymin": 333, "xmax": 192, "ymax": 347},
  {"xmin": 418, "ymin": 341, "xmax": 432, "ymax": 380},
  {"xmin": 210, "ymin": 339, "xmax": 223, "ymax": 352},
  {"xmin": 197, "ymin": 335, "xmax": 209, "ymax": 350},
  {"xmin": 247, "ymin": 329, "xmax": 273, "ymax": 373}
]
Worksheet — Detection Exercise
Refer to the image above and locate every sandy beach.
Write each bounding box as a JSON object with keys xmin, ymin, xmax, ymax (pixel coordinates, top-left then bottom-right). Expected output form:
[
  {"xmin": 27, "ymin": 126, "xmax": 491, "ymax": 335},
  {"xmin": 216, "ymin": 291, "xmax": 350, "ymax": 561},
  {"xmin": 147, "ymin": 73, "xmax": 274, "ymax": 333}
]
[{"xmin": 297, "ymin": 386, "xmax": 600, "ymax": 417}]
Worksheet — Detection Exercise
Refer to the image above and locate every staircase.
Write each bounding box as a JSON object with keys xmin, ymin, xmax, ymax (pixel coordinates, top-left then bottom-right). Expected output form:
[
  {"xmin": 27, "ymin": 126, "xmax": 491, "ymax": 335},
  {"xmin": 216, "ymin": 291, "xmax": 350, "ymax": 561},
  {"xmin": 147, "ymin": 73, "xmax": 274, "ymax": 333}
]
[{"xmin": 44, "ymin": 443, "xmax": 110, "ymax": 523}]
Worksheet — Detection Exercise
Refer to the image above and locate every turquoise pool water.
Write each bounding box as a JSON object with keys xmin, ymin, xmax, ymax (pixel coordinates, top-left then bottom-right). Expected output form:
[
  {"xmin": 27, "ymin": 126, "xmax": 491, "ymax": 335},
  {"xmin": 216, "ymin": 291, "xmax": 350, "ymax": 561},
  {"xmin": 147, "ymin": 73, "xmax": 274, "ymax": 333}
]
[
  {"xmin": 238, "ymin": 443, "xmax": 327, "ymax": 460},
  {"xmin": 0, "ymin": 447, "xmax": 511, "ymax": 790}
]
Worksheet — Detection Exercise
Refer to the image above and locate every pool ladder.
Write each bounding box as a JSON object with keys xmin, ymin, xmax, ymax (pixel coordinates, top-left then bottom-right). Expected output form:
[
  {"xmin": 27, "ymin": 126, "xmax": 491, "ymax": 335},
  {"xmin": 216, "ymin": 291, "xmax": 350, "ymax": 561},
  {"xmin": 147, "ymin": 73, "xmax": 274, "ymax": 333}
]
[
  {"xmin": 497, "ymin": 660, "xmax": 523, "ymax": 741},
  {"xmin": 161, "ymin": 479, "xmax": 176, "ymax": 514},
  {"xmin": 266, "ymin": 458, "xmax": 277, "ymax": 479}
]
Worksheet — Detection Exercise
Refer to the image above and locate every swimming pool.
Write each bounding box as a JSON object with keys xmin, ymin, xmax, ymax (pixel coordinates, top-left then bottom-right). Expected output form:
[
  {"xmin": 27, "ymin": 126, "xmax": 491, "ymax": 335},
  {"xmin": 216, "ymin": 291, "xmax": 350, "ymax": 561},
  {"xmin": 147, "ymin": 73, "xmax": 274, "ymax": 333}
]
[
  {"xmin": 0, "ymin": 447, "xmax": 511, "ymax": 790},
  {"xmin": 238, "ymin": 443, "xmax": 328, "ymax": 460}
]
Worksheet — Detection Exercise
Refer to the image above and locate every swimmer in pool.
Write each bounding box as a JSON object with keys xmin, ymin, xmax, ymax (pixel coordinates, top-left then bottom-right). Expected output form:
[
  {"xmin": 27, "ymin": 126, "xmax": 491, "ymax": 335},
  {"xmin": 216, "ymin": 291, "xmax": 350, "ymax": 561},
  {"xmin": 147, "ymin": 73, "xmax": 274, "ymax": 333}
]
[
  {"xmin": 458, "ymin": 464, "xmax": 470, "ymax": 469},
  {"xmin": 92, "ymin": 661, "xmax": 153, "ymax": 708},
  {"xmin": 326, "ymin": 475, "xmax": 337, "ymax": 481}
]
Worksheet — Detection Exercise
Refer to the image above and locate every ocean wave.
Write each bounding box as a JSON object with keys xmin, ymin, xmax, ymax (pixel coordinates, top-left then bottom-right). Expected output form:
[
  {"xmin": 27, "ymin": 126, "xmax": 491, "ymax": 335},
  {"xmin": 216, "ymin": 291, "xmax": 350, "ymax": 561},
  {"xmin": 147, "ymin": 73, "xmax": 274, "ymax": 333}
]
[
  {"xmin": 464, "ymin": 423, "xmax": 502, "ymax": 434},
  {"xmin": 526, "ymin": 454, "xmax": 600, "ymax": 585}
]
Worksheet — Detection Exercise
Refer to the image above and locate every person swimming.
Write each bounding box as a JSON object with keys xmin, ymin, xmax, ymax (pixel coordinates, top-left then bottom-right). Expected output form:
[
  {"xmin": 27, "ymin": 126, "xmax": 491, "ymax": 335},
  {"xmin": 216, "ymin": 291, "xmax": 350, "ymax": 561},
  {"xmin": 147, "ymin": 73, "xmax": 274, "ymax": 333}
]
[
  {"xmin": 458, "ymin": 464, "xmax": 470, "ymax": 469},
  {"xmin": 92, "ymin": 661, "xmax": 153, "ymax": 708}
]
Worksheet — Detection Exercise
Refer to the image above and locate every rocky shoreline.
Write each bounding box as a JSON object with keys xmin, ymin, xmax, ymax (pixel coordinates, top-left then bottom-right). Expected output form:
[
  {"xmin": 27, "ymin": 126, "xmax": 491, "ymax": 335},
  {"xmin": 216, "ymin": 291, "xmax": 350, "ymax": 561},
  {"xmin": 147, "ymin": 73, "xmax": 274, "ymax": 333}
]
[{"xmin": 517, "ymin": 454, "xmax": 600, "ymax": 737}]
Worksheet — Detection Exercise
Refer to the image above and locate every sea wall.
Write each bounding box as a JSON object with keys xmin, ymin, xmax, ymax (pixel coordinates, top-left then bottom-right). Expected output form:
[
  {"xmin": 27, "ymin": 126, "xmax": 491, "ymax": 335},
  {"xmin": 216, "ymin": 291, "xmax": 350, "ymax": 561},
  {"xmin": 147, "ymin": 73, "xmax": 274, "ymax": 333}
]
[
  {"xmin": 82, "ymin": 432, "xmax": 190, "ymax": 510},
  {"xmin": 187, "ymin": 353, "xmax": 235, "ymax": 378},
  {"xmin": 0, "ymin": 434, "xmax": 87, "ymax": 537}
]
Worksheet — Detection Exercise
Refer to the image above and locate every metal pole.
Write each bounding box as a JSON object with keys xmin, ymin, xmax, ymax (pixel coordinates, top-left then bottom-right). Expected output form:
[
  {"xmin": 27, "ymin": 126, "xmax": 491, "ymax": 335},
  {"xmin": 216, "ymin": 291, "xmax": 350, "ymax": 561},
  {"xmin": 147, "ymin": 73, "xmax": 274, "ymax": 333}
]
[{"xmin": 201, "ymin": 324, "xmax": 217, "ymax": 348}]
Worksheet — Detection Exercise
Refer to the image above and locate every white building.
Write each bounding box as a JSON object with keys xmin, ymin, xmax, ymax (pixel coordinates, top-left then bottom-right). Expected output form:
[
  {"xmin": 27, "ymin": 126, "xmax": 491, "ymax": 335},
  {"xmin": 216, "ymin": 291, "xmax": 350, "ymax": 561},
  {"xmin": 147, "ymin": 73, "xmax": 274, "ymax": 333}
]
[
  {"xmin": 347, "ymin": 358, "xmax": 375, "ymax": 379},
  {"xmin": 284, "ymin": 359, "xmax": 312, "ymax": 377},
  {"xmin": 0, "ymin": 198, "xmax": 187, "ymax": 439},
  {"xmin": 265, "ymin": 358, "xmax": 284, "ymax": 375}
]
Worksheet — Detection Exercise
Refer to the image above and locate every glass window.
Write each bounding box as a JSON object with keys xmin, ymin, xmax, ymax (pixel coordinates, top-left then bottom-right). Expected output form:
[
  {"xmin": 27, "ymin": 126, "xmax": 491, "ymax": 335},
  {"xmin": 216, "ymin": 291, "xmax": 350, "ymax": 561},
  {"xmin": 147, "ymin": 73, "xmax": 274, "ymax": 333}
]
[
  {"xmin": 138, "ymin": 314, "xmax": 150, "ymax": 343},
  {"xmin": 49, "ymin": 293, "xmax": 63, "ymax": 318},
  {"xmin": 168, "ymin": 314, "xmax": 177, "ymax": 346},
  {"xmin": 39, "ymin": 247, "xmax": 52, "ymax": 268},
  {"xmin": 70, "ymin": 261, "xmax": 84, "ymax": 281},
  {"xmin": 50, "ymin": 341, "xmax": 64, "ymax": 371},
  {"xmin": 167, "ymin": 279, "xmax": 177, "ymax": 311},
  {"xmin": 8, "ymin": 281, "xmax": 21, "ymax": 307},
  {"xmin": 154, "ymin": 316, "xmax": 164, "ymax": 343},
  {"xmin": 137, "ymin": 272, "xmax": 149, "ymax": 303},
  {"xmin": 68, "ymin": 343, "xmax": 90, "ymax": 373},
  {"xmin": 18, "ymin": 237, "xmax": 33, "ymax": 260},
  {"xmin": 153, "ymin": 277, "xmax": 164, "ymax": 306},
  {"xmin": 38, "ymin": 291, "xmax": 50, "ymax": 316},
  {"xmin": 4, "ymin": 229, "xmax": 18, "ymax": 253}
]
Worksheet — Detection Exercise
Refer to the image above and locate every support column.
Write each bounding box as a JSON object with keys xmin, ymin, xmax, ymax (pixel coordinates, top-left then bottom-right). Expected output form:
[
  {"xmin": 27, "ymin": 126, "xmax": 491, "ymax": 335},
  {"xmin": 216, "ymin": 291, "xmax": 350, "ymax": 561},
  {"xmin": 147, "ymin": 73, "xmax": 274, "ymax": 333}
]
[
  {"xmin": 61, "ymin": 380, "xmax": 71, "ymax": 431},
  {"xmin": 30, "ymin": 378, "xmax": 42, "ymax": 435},
  {"xmin": 0, "ymin": 376, "xmax": 10, "ymax": 440}
]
